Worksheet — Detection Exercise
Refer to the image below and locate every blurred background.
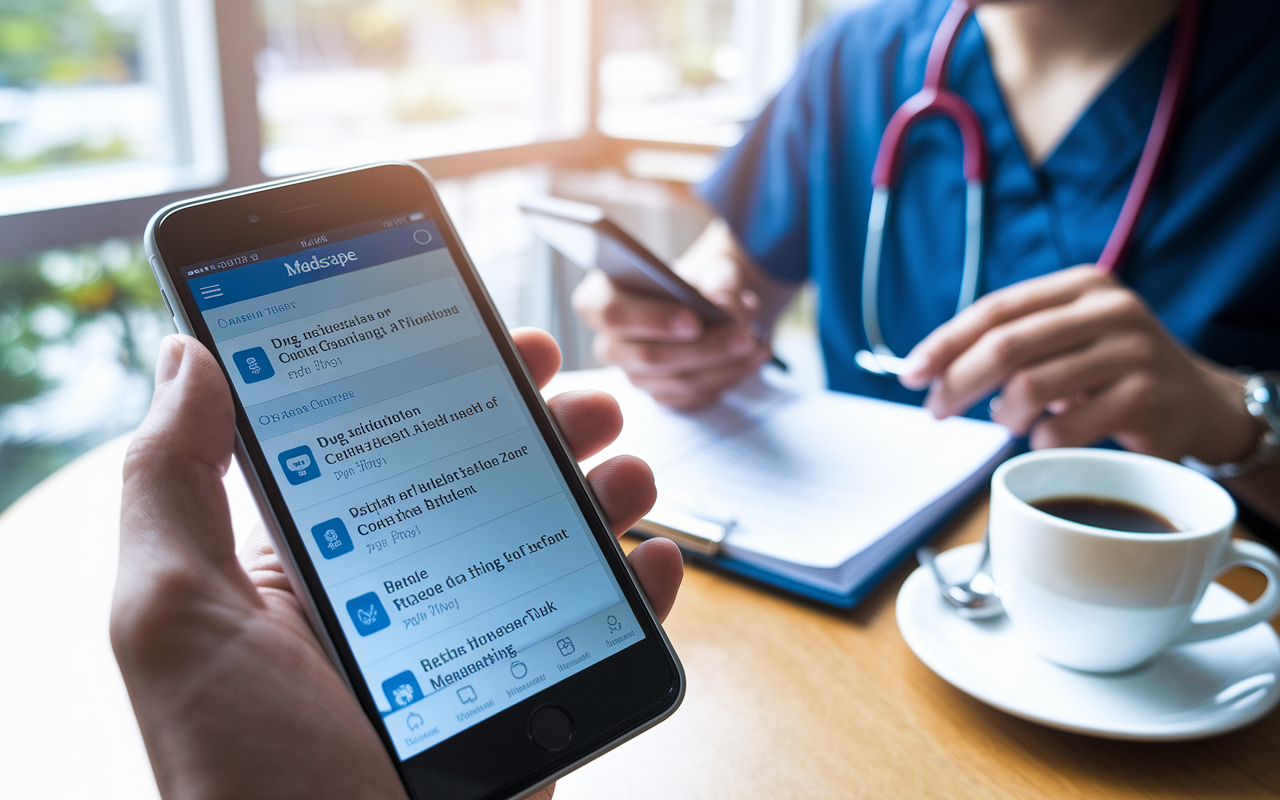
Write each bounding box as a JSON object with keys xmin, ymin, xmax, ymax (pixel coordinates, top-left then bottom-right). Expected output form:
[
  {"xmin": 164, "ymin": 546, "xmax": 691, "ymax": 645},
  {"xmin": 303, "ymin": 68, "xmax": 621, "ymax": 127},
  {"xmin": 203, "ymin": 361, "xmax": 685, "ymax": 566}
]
[{"xmin": 0, "ymin": 0, "xmax": 868, "ymax": 511}]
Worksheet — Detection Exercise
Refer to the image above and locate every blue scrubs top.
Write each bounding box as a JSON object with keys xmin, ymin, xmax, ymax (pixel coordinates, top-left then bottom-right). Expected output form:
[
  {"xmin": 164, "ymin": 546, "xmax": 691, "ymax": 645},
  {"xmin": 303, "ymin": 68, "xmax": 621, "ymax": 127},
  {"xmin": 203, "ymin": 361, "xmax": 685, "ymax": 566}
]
[{"xmin": 699, "ymin": 0, "xmax": 1280, "ymax": 414}]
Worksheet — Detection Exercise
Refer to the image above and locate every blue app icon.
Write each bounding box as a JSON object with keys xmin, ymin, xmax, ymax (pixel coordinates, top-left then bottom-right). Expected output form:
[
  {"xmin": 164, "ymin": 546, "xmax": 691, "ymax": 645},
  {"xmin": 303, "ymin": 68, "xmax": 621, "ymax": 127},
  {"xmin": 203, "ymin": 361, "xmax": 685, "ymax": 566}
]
[
  {"xmin": 383, "ymin": 671, "xmax": 424, "ymax": 709},
  {"xmin": 278, "ymin": 445, "xmax": 321, "ymax": 485},
  {"xmin": 232, "ymin": 347, "xmax": 275, "ymax": 383},
  {"xmin": 312, "ymin": 518, "xmax": 353, "ymax": 559},
  {"xmin": 347, "ymin": 592, "xmax": 390, "ymax": 636}
]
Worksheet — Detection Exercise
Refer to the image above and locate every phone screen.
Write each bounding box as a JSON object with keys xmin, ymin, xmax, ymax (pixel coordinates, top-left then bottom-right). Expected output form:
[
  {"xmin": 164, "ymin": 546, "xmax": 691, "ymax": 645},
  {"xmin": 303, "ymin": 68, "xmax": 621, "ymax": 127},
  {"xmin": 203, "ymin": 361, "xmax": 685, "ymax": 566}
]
[{"xmin": 178, "ymin": 210, "xmax": 647, "ymax": 762}]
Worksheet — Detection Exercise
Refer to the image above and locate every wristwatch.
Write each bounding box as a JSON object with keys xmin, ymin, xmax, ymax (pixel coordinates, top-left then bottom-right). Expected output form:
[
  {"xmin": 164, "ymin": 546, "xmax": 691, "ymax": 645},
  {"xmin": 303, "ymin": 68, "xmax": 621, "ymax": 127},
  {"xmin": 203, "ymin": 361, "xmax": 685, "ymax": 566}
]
[{"xmin": 1184, "ymin": 371, "xmax": 1280, "ymax": 480}]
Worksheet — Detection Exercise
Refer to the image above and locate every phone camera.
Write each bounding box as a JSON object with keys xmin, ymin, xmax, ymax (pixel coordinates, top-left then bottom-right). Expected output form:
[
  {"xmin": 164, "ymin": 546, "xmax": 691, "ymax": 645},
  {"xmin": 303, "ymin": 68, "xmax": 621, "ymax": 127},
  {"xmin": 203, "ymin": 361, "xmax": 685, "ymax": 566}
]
[{"xmin": 248, "ymin": 214, "xmax": 260, "ymax": 223}]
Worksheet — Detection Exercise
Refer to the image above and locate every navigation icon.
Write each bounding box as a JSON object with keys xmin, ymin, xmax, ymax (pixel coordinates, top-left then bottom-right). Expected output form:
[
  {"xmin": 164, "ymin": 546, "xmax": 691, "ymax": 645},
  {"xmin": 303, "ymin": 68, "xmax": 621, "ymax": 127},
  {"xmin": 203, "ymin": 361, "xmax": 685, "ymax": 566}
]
[
  {"xmin": 312, "ymin": 518, "xmax": 353, "ymax": 559},
  {"xmin": 457, "ymin": 686, "xmax": 477, "ymax": 704},
  {"xmin": 233, "ymin": 347, "xmax": 275, "ymax": 384},
  {"xmin": 278, "ymin": 445, "xmax": 321, "ymax": 484},
  {"xmin": 347, "ymin": 592, "xmax": 390, "ymax": 636},
  {"xmin": 382, "ymin": 670, "xmax": 423, "ymax": 709},
  {"xmin": 510, "ymin": 660, "xmax": 528, "ymax": 680},
  {"xmin": 557, "ymin": 638, "xmax": 575, "ymax": 657}
]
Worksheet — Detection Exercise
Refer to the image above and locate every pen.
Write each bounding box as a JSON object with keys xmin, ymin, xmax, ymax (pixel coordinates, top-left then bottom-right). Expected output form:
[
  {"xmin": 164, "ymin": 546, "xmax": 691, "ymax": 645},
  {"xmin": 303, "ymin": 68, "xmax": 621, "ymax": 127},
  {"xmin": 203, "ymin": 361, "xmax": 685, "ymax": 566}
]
[{"xmin": 749, "ymin": 322, "xmax": 789, "ymax": 372}]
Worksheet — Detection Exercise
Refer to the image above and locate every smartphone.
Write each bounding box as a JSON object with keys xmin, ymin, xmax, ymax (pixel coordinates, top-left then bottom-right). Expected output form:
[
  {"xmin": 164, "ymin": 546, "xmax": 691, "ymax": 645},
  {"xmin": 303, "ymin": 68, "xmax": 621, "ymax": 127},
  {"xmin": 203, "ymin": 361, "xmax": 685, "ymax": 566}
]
[
  {"xmin": 144, "ymin": 162, "xmax": 684, "ymax": 800},
  {"xmin": 520, "ymin": 195, "xmax": 731, "ymax": 324},
  {"xmin": 520, "ymin": 195, "xmax": 785, "ymax": 370}
]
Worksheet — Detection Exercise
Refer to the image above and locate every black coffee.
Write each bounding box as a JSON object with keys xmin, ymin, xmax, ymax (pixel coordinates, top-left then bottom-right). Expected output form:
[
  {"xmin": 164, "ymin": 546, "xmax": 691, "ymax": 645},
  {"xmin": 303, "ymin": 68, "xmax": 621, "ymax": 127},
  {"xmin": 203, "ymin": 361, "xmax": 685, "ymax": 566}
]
[{"xmin": 1031, "ymin": 495, "xmax": 1179, "ymax": 534}]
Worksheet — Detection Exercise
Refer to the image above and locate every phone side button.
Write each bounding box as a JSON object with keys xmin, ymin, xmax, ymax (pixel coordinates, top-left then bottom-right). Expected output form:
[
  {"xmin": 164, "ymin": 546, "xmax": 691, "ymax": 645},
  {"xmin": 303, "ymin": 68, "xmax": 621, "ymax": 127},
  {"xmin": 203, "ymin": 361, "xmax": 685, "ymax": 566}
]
[
  {"xmin": 528, "ymin": 705, "xmax": 574, "ymax": 752},
  {"xmin": 159, "ymin": 288, "xmax": 175, "ymax": 318}
]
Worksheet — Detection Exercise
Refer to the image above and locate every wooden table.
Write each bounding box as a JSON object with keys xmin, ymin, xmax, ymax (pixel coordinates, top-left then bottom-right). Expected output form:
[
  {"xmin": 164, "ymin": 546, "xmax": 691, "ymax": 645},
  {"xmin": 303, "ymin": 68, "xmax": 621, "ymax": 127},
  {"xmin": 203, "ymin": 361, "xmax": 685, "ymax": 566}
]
[
  {"xmin": 556, "ymin": 502, "xmax": 1280, "ymax": 800},
  {"xmin": 3, "ymin": 435, "xmax": 1278, "ymax": 799}
]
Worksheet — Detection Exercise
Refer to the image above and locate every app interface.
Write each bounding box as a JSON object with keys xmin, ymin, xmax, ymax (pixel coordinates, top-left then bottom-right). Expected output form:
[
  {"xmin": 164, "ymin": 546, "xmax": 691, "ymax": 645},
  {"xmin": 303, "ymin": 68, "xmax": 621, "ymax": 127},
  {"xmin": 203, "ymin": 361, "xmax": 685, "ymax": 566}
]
[{"xmin": 183, "ymin": 214, "xmax": 645, "ymax": 760}]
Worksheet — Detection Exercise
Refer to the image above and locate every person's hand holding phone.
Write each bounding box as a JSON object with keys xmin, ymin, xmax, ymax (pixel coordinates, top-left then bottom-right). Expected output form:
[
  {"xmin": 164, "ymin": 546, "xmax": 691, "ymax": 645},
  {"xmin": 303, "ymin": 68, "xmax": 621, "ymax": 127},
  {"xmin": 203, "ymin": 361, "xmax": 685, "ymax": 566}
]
[
  {"xmin": 573, "ymin": 221, "xmax": 787, "ymax": 410},
  {"xmin": 112, "ymin": 331, "xmax": 683, "ymax": 800}
]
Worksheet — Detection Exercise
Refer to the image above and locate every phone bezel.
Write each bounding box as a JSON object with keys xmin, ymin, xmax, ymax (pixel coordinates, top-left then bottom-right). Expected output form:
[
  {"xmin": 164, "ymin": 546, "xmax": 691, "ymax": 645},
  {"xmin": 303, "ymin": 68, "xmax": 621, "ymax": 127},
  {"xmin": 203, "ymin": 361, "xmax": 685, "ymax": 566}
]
[
  {"xmin": 520, "ymin": 198, "xmax": 730, "ymax": 326},
  {"xmin": 145, "ymin": 162, "xmax": 684, "ymax": 800}
]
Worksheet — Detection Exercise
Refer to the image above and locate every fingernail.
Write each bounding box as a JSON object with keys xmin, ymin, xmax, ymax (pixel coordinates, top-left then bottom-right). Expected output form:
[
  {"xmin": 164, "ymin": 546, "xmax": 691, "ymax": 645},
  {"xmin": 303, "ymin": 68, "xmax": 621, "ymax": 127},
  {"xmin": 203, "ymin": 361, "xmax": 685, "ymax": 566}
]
[
  {"xmin": 670, "ymin": 312, "xmax": 699, "ymax": 340},
  {"xmin": 739, "ymin": 289, "xmax": 760, "ymax": 311},
  {"xmin": 923, "ymin": 388, "xmax": 946, "ymax": 419},
  {"xmin": 897, "ymin": 354, "xmax": 929, "ymax": 390},
  {"xmin": 899, "ymin": 373, "xmax": 929, "ymax": 391},
  {"xmin": 729, "ymin": 332, "xmax": 755, "ymax": 356},
  {"xmin": 155, "ymin": 336, "xmax": 185, "ymax": 386}
]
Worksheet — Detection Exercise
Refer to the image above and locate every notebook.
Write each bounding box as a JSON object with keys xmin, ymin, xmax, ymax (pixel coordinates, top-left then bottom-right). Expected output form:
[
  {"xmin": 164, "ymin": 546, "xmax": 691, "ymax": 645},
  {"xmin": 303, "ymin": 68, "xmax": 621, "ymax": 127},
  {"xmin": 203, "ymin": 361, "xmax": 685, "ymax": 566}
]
[{"xmin": 545, "ymin": 367, "xmax": 1016, "ymax": 608}]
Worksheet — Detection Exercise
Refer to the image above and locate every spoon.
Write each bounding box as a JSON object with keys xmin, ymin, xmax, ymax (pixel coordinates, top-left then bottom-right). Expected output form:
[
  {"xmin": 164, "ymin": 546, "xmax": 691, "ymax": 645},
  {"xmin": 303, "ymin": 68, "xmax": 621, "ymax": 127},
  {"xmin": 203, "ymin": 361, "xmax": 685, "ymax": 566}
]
[{"xmin": 916, "ymin": 532, "xmax": 1004, "ymax": 619}]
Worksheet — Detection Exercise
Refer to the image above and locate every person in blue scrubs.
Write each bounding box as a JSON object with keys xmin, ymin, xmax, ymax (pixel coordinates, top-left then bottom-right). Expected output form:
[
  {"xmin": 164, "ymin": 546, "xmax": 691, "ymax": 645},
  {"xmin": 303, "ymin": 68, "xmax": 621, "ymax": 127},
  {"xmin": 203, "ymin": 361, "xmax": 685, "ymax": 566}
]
[{"xmin": 573, "ymin": 0, "xmax": 1280, "ymax": 528}]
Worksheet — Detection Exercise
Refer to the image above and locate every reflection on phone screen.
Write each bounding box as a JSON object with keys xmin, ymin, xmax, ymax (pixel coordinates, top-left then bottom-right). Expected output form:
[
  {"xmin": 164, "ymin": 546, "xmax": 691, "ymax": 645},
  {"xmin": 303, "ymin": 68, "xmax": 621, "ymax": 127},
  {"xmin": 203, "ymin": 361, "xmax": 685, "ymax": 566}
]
[{"xmin": 182, "ymin": 215, "xmax": 647, "ymax": 761}]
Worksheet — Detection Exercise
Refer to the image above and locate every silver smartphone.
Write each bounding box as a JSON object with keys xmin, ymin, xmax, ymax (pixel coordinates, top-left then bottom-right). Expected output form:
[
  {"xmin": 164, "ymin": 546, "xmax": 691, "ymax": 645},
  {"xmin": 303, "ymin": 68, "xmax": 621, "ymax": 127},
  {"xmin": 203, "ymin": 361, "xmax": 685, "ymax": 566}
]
[{"xmin": 144, "ymin": 162, "xmax": 684, "ymax": 800}]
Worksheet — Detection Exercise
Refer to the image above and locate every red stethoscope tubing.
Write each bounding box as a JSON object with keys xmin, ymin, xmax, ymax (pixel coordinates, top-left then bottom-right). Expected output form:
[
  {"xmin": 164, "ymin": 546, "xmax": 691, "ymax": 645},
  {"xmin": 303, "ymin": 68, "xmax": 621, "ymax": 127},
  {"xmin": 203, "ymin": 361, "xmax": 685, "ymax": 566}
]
[
  {"xmin": 1097, "ymin": 0, "xmax": 1200, "ymax": 273},
  {"xmin": 856, "ymin": 0, "xmax": 1199, "ymax": 375},
  {"xmin": 870, "ymin": 0, "xmax": 1199, "ymax": 274},
  {"xmin": 871, "ymin": 0, "xmax": 988, "ymax": 188}
]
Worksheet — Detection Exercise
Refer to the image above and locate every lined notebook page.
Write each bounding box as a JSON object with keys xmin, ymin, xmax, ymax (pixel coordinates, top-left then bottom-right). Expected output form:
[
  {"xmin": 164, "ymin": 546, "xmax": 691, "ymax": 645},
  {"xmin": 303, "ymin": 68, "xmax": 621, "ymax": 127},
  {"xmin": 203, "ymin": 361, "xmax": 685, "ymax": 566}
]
[{"xmin": 546, "ymin": 368, "xmax": 1012, "ymax": 571}]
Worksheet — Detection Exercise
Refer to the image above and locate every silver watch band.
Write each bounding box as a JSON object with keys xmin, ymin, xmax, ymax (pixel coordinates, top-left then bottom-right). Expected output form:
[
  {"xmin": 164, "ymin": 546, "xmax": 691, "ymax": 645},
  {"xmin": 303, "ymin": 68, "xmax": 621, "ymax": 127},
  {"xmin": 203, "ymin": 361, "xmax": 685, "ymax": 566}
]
[{"xmin": 1183, "ymin": 372, "xmax": 1280, "ymax": 481}]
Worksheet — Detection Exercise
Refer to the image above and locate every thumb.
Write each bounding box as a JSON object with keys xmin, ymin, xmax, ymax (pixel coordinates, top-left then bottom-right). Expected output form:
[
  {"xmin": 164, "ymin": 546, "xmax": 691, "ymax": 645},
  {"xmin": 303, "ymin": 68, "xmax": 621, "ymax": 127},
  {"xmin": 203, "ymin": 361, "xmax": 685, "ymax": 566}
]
[{"xmin": 115, "ymin": 335, "xmax": 256, "ymax": 629}]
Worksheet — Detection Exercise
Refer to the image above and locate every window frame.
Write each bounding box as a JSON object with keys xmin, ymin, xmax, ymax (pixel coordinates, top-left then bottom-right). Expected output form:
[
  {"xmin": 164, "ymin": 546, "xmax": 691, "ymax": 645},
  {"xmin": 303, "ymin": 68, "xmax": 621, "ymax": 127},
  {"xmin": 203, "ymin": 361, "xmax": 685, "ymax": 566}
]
[
  {"xmin": 0, "ymin": 0, "xmax": 816, "ymax": 262},
  {"xmin": 0, "ymin": 1, "xmax": 227, "ymax": 221}
]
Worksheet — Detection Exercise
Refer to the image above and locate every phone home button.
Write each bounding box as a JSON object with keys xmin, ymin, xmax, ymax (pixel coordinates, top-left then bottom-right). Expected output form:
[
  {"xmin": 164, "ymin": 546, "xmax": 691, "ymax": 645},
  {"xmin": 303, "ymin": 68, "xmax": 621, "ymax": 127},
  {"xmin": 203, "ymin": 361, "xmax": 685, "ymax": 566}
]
[{"xmin": 528, "ymin": 705, "xmax": 574, "ymax": 752}]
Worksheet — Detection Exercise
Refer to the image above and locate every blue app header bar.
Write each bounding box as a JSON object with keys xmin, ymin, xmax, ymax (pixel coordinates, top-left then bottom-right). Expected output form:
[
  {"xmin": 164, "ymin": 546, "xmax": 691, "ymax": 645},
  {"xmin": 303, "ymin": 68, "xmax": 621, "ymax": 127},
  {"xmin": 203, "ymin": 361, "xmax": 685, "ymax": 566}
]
[{"xmin": 187, "ymin": 220, "xmax": 445, "ymax": 311}]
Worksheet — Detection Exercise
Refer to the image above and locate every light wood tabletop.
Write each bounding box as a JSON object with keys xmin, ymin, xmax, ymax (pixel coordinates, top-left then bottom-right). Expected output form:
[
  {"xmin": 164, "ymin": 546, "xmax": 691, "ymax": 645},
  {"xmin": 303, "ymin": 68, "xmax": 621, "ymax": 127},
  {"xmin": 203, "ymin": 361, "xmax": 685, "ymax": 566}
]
[
  {"xmin": 556, "ymin": 501, "xmax": 1280, "ymax": 800},
  {"xmin": 3, "ymin": 434, "xmax": 1278, "ymax": 799}
]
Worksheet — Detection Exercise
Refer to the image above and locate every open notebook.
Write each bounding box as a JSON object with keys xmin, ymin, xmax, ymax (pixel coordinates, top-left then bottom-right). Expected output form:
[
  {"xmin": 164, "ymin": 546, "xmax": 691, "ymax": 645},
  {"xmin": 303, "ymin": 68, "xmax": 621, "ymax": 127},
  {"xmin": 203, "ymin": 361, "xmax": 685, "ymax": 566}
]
[{"xmin": 545, "ymin": 368, "xmax": 1016, "ymax": 607}]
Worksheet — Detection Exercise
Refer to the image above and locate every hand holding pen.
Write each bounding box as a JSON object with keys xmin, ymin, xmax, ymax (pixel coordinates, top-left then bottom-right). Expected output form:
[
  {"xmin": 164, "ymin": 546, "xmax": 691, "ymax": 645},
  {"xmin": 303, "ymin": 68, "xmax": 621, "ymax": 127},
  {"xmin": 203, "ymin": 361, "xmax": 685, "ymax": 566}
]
[{"xmin": 573, "ymin": 263, "xmax": 781, "ymax": 411}]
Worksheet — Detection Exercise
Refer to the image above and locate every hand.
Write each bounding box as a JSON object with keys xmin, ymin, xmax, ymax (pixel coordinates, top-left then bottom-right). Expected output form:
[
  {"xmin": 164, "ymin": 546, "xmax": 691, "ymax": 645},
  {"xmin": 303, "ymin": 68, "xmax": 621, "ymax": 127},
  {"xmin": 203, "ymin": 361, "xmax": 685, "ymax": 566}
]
[
  {"xmin": 898, "ymin": 265, "xmax": 1260, "ymax": 464},
  {"xmin": 571, "ymin": 223, "xmax": 774, "ymax": 410},
  {"xmin": 111, "ymin": 331, "xmax": 683, "ymax": 800}
]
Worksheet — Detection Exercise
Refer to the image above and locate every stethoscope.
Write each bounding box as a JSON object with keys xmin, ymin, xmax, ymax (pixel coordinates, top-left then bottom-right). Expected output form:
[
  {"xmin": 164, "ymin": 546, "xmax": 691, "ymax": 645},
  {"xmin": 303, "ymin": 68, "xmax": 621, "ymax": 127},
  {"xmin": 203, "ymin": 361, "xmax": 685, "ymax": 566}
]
[{"xmin": 855, "ymin": 0, "xmax": 1201, "ymax": 376}]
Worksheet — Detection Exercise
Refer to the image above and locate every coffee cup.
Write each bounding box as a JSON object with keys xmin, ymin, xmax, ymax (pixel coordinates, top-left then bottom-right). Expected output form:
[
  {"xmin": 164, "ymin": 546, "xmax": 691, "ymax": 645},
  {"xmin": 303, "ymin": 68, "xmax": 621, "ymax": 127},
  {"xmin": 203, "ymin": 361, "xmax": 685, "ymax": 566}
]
[{"xmin": 989, "ymin": 448, "xmax": 1280, "ymax": 673}]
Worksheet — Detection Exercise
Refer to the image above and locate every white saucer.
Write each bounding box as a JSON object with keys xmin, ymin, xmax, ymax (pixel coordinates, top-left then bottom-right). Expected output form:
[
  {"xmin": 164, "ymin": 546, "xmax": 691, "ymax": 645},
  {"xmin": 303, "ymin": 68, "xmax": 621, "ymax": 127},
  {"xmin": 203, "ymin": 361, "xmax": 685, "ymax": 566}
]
[{"xmin": 896, "ymin": 543, "xmax": 1280, "ymax": 740}]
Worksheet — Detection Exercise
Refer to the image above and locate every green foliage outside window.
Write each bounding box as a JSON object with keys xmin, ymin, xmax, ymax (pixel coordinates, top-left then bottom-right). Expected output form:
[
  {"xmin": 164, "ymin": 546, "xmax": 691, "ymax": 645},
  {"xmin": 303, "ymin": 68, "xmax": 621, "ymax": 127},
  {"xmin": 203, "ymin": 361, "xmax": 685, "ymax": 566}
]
[
  {"xmin": 0, "ymin": 0, "xmax": 143, "ymax": 175},
  {"xmin": 0, "ymin": 0, "xmax": 138, "ymax": 88},
  {"xmin": 0, "ymin": 238, "xmax": 171, "ymax": 511}
]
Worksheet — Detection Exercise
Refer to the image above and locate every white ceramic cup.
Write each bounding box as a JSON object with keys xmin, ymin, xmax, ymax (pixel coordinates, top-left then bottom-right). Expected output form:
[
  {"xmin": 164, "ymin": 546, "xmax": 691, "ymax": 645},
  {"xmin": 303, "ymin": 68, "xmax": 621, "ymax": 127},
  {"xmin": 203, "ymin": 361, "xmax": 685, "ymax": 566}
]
[{"xmin": 989, "ymin": 448, "xmax": 1280, "ymax": 673}]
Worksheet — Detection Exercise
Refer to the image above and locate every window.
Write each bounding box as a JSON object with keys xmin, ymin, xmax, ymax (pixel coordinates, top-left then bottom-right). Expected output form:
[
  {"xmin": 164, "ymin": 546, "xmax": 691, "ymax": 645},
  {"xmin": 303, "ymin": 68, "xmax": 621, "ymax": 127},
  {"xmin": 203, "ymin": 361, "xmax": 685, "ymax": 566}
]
[
  {"xmin": 0, "ymin": 0, "xmax": 225, "ymax": 216},
  {"xmin": 598, "ymin": 0, "xmax": 803, "ymax": 146},
  {"xmin": 0, "ymin": 235, "xmax": 171, "ymax": 509},
  {"xmin": 256, "ymin": 0, "xmax": 590, "ymax": 176},
  {"xmin": 1, "ymin": 0, "xmax": 866, "ymax": 513}
]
